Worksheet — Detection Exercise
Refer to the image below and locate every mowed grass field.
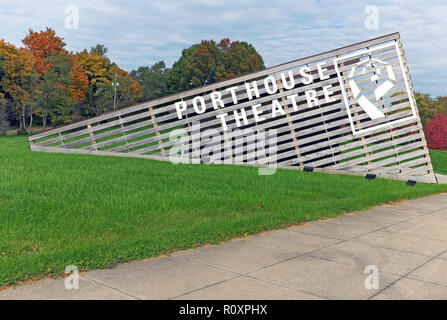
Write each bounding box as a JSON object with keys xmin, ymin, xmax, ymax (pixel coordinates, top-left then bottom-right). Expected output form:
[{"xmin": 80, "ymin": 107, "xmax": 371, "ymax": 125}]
[
  {"xmin": 430, "ymin": 149, "xmax": 447, "ymax": 175},
  {"xmin": 1, "ymin": 135, "xmax": 446, "ymax": 287}
]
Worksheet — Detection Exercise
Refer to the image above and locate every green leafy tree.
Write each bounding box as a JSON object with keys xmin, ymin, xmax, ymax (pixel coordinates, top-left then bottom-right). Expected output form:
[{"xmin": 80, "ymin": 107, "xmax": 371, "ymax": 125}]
[
  {"xmin": 110, "ymin": 64, "xmax": 142, "ymax": 109},
  {"xmin": 415, "ymin": 92, "xmax": 447, "ymax": 126},
  {"xmin": 90, "ymin": 44, "xmax": 108, "ymax": 57},
  {"xmin": 432, "ymin": 96, "xmax": 447, "ymax": 118},
  {"xmin": 130, "ymin": 61, "xmax": 169, "ymax": 101},
  {"xmin": 168, "ymin": 38, "xmax": 264, "ymax": 93},
  {"xmin": 88, "ymin": 82, "xmax": 114, "ymax": 116},
  {"xmin": 217, "ymin": 38, "xmax": 265, "ymax": 80},
  {"xmin": 77, "ymin": 48, "xmax": 141, "ymax": 116},
  {"xmin": 36, "ymin": 53, "xmax": 75, "ymax": 127},
  {"xmin": 415, "ymin": 92, "xmax": 435, "ymax": 126}
]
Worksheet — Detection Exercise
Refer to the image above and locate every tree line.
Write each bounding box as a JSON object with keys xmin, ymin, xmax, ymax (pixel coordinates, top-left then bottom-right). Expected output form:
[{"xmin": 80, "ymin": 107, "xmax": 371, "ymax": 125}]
[
  {"xmin": 0, "ymin": 28, "xmax": 445, "ymax": 151},
  {"xmin": 0, "ymin": 28, "xmax": 265, "ymax": 135}
]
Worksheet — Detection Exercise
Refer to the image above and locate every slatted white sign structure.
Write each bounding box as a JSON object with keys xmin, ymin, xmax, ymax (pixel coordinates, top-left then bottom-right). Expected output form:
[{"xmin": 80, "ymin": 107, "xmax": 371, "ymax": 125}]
[{"xmin": 28, "ymin": 33, "xmax": 438, "ymax": 183}]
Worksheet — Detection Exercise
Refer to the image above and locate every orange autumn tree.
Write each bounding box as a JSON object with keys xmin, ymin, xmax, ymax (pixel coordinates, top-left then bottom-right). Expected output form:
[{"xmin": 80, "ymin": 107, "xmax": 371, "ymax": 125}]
[
  {"xmin": 76, "ymin": 49, "xmax": 117, "ymax": 116},
  {"xmin": 22, "ymin": 28, "xmax": 88, "ymax": 126},
  {"xmin": 0, "ymin": 40, "xmax": 37, "ymax": 133},
  {"xmin": 76, "ymin": 49, "xmax": 110, "ymax": 85},
  {"xmin": 68, "ymin": 56, "xmax": 88, "ymax": 103},
  {"xmin": 76, "ymin": 47, "xmax": 141, "ymax": 116},
  {"xmin": 22, "ymin": 27, "xmax": 66, "ymax": 75}
]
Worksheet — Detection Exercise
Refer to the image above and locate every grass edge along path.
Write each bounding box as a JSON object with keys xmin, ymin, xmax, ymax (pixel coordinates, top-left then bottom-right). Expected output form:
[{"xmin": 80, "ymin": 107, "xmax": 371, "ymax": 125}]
[{"xmin": 0, "ymin": 135, "xmax": 446, "ymax": 288}]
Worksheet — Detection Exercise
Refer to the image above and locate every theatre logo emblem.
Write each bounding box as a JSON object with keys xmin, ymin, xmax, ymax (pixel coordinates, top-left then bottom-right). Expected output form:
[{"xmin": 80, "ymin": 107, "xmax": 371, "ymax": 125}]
[{"xmin": 334, "ymin": 42, "xmax": 417, "ymax": 135}]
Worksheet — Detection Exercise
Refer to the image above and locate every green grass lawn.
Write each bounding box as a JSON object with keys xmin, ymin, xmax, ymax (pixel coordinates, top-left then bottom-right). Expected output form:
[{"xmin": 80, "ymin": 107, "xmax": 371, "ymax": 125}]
[
  {"xmin": 1, "ymin": 135, "xmax": 446, "ymax": 288},
  {"xmin": 430, "ymin": 149, "xmax": 447, "ymax": 175}
]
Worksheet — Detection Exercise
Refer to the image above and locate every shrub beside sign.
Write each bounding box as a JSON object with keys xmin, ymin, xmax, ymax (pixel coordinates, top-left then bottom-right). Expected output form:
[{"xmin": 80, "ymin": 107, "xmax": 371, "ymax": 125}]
[{"xmin": 28, "ymin": 33, "xmax": 437, "ymax": 183}]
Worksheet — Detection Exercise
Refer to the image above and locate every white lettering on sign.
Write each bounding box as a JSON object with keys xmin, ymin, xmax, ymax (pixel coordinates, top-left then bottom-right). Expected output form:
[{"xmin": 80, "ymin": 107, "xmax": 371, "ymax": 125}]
[
  {"xmin": 173, "ymin": 64, "xmax": 337, "ymax": 128},
  {"xmin": 175, "ymin": 42, "xmax": 414, "ymax": 135}
]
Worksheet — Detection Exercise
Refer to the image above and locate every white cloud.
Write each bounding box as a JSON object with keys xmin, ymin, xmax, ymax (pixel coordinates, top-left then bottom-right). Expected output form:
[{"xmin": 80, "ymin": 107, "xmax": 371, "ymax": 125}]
[{"xmin": 0, "ymin": 0, "xmax": 445, "ymax": 95}]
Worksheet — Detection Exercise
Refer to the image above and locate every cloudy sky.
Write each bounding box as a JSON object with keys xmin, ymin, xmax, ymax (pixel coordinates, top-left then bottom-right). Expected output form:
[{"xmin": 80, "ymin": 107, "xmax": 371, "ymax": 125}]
[{"xmin": 0, "ymin": 0, "xmax": 446, "ymax": 95}]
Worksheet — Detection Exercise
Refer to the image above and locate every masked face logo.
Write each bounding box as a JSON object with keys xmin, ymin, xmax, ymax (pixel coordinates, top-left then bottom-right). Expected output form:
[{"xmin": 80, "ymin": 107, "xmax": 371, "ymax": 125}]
[
  {"xmin": 334, "ymin": 42, "xmax": 417, "ymax": 135},
  {"xmin": 348, "ymin": 58, "xmax": 397, "ymax": 120}
]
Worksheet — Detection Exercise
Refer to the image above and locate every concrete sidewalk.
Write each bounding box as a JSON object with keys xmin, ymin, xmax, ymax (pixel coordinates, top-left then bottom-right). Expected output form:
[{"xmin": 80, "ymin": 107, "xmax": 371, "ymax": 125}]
[{"xmin": 1, "ymin": 193, "xmax": 447, "ymax": 300}]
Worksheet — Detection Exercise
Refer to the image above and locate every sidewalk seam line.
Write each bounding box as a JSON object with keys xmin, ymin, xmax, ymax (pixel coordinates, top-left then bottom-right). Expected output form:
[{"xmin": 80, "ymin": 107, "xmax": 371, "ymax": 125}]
[
  {"xmin": 80, "ymin": 274, "xmax": 142, "ymax": 300},
  {"xmin": 368, "ymin": 247, "xmax": 447, "ymax": 299}
]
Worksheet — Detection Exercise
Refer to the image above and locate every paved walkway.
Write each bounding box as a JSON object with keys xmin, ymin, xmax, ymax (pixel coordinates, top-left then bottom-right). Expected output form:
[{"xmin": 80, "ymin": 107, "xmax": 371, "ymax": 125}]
[{"xmin": 1, "ymin": 193, "xmax": 447, "ymax": 300}]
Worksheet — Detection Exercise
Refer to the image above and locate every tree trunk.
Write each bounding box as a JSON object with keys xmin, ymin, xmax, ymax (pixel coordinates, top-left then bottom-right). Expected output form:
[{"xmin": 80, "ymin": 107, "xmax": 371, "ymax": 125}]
[
  {"xmin": 23, "ymin": 107, "xmax": 27, "ymax": 133},
  {"xmin": 27, "ymin": 111, "xmax": 33, "ymax": 135},
  {"xmin": 19, "ymin": 114, "xmax": 23, "ymax": 133},
  {"xmin": 43, "ymin": 96, "xmax": 48, "ymax": 129},
  {"xmin": 19, "ymin": 105, "xmax": 25, "ymax": 134},
  {"xmin": 42, "ymin": 113, "xmax": 47, "ymax": 129}
]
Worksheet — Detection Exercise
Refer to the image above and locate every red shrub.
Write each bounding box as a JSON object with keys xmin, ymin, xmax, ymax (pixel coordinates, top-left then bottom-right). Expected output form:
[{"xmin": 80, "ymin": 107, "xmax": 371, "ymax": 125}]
[{"xmin": 425, "ymin": 113, "xmax": 447, "ymax": 151}]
